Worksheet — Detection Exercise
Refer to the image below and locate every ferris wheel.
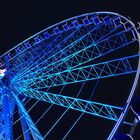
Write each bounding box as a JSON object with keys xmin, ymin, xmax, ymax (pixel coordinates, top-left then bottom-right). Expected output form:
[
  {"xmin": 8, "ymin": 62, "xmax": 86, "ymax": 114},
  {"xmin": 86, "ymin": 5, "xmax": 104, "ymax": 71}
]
[{"xmin": 0, "ymin": 11, "xmax": 140, "ymax": 140}]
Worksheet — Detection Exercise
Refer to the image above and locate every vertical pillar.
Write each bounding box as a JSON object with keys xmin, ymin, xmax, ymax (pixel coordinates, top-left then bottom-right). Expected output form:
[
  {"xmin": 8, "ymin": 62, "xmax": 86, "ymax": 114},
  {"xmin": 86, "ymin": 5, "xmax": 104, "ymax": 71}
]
[
  {"xmin": 0, "ymin": 113, "xmax": 4, "ymax": 140},
  {"xmin": 2, "ymin": 87, "xmax": 12, "ymax": 140}
]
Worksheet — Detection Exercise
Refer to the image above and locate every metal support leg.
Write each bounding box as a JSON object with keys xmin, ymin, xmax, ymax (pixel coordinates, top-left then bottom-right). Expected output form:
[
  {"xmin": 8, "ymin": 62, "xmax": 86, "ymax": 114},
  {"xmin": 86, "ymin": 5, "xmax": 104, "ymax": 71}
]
[
  {"xmin": 19, "ymin": 109, "xmax": 31, "ymax": 140},
  {"xmin": 13, "ymin": 91, "xmax": 43, "ymax": 140}
]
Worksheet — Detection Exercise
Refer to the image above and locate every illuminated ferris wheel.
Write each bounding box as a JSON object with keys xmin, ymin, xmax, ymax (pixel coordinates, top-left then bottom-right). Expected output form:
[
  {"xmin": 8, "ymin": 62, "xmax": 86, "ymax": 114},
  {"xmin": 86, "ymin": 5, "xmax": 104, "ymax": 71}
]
[{"xmin": 0, "ymin": 12, "xmax": 140, "ymax": 140}]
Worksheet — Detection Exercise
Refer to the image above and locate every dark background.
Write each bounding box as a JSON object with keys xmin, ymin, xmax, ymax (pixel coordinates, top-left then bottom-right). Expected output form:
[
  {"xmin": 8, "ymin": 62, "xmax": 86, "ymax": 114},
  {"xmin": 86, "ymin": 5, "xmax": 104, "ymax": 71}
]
[
  {"xmin": 0, "ymin": 0, "xmax": 140, "ymax": 56},
  {"xmin": 0, "ymin": 0, "xmax": 140, "ymax": 139}
]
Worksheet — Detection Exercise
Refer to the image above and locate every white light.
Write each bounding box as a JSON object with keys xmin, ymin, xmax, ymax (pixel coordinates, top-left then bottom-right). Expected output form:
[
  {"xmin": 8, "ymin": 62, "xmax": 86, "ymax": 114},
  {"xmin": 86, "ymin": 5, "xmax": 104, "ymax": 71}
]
[{"xmin": 0, "ymin": 69, "xmax": 6, "ymax": 77}]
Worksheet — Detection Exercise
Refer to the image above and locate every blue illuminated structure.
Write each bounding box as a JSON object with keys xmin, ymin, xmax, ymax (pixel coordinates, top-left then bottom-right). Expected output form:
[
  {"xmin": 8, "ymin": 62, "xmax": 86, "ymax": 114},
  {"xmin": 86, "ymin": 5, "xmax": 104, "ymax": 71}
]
[{"xmin": 0, "ymin": 12, "xmax": 140, "ymax": 139}]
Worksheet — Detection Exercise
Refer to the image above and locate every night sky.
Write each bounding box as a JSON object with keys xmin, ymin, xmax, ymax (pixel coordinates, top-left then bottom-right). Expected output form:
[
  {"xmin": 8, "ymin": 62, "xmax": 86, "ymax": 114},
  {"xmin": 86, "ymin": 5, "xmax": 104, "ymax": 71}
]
[
  {"xmin": 0, "ymin": 0, "xmax": 140, "ymax": 139},
  {"xmin": 0, "ymin": 0, "xmax": 140, "ymax": 56}
]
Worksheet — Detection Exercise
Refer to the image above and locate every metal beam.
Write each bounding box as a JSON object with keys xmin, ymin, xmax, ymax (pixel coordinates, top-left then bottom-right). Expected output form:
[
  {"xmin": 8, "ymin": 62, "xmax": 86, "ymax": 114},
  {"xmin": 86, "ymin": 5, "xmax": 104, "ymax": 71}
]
[{"xmin": 13, "ymin": 92, "xmax": 43, "ymax": 140}]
